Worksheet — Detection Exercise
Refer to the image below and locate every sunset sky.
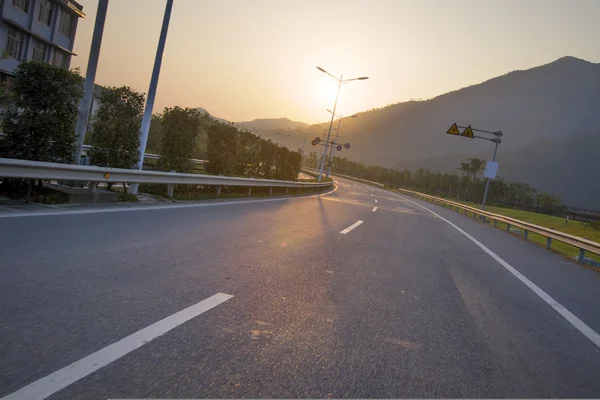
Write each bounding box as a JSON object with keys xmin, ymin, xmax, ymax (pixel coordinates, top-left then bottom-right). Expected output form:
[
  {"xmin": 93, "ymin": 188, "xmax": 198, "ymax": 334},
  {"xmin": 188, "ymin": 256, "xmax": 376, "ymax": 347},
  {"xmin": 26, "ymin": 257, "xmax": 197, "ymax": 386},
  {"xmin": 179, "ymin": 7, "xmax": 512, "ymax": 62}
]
[{"xmin": 72, "ymin": 0, "xmax": 600, "ymax": 123}]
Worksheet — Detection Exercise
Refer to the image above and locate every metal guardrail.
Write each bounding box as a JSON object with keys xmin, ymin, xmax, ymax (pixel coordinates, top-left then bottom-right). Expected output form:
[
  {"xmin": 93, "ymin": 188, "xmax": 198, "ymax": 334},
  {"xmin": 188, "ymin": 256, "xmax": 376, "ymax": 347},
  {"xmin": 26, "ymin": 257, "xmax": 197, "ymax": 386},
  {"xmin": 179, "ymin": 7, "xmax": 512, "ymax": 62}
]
[
  {"xmin": 80, "ymin": 145, "xmax": 209, "ymax": 165},
  {"xmin": 300, "ymin": 169, "xmax": 385, "ymax": 188},
  {"xmin": 0, "ymin": 158, "xmax": 332, "ymax": 194},
  {"xmin": 397, "ymin": 188, "xmax": 600, "ymax": 263},
  {"xmin": 330, "ymin": 172, "xmax": 385, "ymax": 188}
]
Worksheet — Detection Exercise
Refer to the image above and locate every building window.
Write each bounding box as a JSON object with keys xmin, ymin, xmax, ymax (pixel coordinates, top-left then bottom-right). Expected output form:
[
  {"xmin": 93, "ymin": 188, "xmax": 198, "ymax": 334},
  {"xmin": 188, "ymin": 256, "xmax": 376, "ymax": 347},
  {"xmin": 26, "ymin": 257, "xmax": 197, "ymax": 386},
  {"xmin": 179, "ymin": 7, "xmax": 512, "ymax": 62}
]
[
  {"xmin": 12, "ymin": 0, "xmax": 28, "ymax": 12},
  {"xmin": 5, "ymin": 26, "xmax": 25, "ymax": 60},
  {"xmin": 59, "ymin": 12, "xmax": 73, "ymax": 38},
  {"xmin": 32, "ymin": 39, "xmax": 48, "ymax": 62},
  {"xmin": 39, "ymin": 0, "xmax": 53, "ymax": 25},
  {"xmin": 52, "ymin": 49, "xmax": 67, "ymax": 68},
  {"xmin": 0, "ymin": 73, "xmax": 15, "ymax": 94}
]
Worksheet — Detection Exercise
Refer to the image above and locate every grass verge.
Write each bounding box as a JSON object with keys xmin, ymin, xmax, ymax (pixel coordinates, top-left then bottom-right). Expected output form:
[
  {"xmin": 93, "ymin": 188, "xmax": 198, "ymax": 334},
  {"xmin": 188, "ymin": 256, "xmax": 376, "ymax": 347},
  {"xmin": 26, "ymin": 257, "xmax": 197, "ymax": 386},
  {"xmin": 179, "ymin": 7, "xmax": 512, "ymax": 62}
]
[{"xmin": 391, "ymin": 189, "xmax": 600, "ymax": 264}]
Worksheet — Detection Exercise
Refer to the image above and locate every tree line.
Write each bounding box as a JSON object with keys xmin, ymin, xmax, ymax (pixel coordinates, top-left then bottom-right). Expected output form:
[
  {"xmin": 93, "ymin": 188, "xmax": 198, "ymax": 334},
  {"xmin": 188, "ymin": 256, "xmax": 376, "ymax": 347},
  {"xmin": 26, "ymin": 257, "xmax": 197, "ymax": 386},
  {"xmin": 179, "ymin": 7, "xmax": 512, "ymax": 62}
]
[
  {"xmin": 306, "ymin": 152, "xmax": 565, "ymax": 216},
  {"xmin": 0, "ymin": 62, "xmax": 303, "ymax": 198}
]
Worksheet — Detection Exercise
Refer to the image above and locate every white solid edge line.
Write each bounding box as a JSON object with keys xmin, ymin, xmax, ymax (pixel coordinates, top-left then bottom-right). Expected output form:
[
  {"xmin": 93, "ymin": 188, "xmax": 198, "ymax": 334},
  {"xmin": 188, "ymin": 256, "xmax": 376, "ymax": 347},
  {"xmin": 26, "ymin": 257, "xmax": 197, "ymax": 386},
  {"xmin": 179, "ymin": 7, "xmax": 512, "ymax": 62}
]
[
  {"xmin": 398, "ymin": 195, "xmax": 600, "ymax": 349},
  {"xmin": 372, "ymin": 207, "xmax": 378, "ymax": 212},
  {"xmin": 0, "ymin": 184, "xmax": 339, "ymax": 219},
  {"xmin": 340, "ymin": 220, "xmax": 363, "ymax": 234},
  {"xmin": 1, "ymin": 293, "xmax": 234, "ymax": 400}
]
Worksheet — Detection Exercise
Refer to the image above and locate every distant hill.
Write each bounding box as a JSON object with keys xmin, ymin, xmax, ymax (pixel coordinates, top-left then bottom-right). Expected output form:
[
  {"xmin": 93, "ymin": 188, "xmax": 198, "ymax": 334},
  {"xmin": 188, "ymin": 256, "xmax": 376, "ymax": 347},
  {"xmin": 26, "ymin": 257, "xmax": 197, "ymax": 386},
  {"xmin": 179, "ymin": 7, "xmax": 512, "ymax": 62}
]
[
  {"xmin": 313, "ymin": 56, "xmax": 600, "ymax": 166},
  {"xmin": 195, "ymin": 108, "xmax": 230, "ymax": 124},
  {"xmin": 274, "ymin": 56, "xmax": 599, "ymax": 208},
  {"xmin": 235, "ymin": 118, "xmax": 310, "ymax": 132},
  {"xmin": 197, "ymin": 57, "xmax": 599, "ymax": 208}
]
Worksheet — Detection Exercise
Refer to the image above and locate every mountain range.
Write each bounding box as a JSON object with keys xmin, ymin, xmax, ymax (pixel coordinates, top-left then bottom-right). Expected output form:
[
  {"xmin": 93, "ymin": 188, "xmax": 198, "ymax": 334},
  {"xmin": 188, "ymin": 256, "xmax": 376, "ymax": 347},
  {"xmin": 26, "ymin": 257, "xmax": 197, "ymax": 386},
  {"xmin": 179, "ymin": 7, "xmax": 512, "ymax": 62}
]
[
  {"xmin": 266, "ymin": 56, "xmax": 600, "ymax": 209},
  {"xmin": 235, "ymin": 118, "xmax": 309, "ymax": 132},
  {"xmin": 198, "ymin": 56, "xmax": 599, "ymax": 209}
]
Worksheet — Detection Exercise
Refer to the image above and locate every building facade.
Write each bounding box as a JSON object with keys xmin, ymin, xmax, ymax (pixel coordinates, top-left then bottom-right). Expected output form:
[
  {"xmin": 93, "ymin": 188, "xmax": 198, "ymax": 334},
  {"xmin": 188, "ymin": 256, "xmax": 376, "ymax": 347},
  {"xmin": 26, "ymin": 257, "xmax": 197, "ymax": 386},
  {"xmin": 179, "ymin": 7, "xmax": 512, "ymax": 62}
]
[{"xmin": 0, "ymin": 0, "xmax": 85, "ymax": 82}]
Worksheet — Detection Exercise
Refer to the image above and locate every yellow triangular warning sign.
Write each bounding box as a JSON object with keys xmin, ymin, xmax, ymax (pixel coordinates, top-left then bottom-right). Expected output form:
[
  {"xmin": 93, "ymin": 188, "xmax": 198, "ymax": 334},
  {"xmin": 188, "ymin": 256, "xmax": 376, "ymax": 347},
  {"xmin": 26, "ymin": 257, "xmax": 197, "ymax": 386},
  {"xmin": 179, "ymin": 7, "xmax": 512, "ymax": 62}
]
[
  {"xmin": 446, "ymin": 123, "xmax": 460, "ymax": 135},
  {"xmin": 461, "ymin": 125, "xmax": 474, "ymax": 138}
]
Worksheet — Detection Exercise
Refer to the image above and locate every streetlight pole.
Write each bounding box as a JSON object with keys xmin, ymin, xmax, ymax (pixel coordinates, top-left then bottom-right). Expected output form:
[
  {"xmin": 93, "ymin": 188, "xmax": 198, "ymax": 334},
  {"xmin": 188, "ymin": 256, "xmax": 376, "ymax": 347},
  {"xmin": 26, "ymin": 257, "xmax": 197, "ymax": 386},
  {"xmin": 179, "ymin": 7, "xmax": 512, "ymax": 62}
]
[
  {"xmin": 326, "ymin": 116, "xmax": 342, "ymax": 178},
  {"xmin": 313, "ymin": 124, "xmax": 327, "ymax": 173},
  {"xmin": 318, "ymin": 76, "xmax": 341, "ymax": 181},
  {"xmin": 315, "ymin": 66, "xmax": 368, "ymax": 181},
  {"xmin": 325, "ymin": 110, "xmax": 357, "ymax": 177},
  {"xmin": 73, "ymin": 0, "xmax": 109, "ymax": 164},
  {"xmin": 129, "ymin": 0, "xmax": 174, "ymax": 195}
]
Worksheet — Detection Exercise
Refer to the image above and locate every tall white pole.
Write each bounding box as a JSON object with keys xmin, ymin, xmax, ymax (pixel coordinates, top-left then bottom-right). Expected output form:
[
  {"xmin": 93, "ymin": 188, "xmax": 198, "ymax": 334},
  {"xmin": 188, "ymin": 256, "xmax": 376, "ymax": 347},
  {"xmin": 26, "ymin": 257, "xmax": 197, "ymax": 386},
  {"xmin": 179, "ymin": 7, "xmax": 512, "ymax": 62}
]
[
  {"xmin": 130, "ymin": 0, "xmax": 173, "ymax": 195},
  {"xmin": 315, "ymin": 128, "xmax": 326, "ymax": 173},
  {"xmin": 318, "ymin": 76, "xmax": 341, "ymax": 181},
  {"xmin": 73, "ymin": 0, "xmax": 109, "ymax": 164},
  {"xmin": 326, "ymin": 116, "xmax": 343, "ymax": 177}
]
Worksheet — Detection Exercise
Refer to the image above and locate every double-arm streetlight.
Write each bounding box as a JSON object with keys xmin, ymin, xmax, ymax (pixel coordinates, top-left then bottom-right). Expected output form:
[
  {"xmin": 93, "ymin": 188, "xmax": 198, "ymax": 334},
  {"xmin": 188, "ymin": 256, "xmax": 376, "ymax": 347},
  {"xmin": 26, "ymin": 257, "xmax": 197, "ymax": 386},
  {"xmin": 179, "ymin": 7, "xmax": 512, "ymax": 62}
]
[
  {"xmin": 325, "ymin": 109, "xmax": 357, "ymax": 177},
  {"xmin": 316, "ymin": 66, "xmax": 368, "ymax": 181}
]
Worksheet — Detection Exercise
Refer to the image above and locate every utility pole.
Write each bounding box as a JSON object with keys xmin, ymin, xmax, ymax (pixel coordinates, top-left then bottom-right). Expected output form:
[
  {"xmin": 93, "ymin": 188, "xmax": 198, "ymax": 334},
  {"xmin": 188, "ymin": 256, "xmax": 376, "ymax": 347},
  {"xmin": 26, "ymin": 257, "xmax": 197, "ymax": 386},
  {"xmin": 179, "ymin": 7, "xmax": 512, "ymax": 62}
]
[
  {"xmin": 129, "ymin": 0, "xmax": 173, "ymax": 195},
  {"xmin": 73, "ymin": 0, "xmax": 109, "ymax": 165}
]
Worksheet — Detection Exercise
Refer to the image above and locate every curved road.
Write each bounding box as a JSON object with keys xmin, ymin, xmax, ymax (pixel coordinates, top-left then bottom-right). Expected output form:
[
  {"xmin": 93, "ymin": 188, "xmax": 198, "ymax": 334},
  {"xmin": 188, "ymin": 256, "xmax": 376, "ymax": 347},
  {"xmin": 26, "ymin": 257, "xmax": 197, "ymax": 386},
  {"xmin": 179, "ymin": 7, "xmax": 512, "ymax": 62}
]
[{"xmin": 1, "ymin": 177, "xmax": 600, "ymax": 399}]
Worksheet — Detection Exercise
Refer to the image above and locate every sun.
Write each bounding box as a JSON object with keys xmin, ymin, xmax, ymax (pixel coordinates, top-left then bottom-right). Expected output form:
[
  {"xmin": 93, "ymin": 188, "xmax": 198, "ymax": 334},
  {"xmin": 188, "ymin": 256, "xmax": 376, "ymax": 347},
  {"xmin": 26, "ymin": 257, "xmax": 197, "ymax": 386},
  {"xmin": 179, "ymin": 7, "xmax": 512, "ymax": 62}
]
[{"xmin": 313, "ymin": 80, "xmax": 338, "ymax": 108}]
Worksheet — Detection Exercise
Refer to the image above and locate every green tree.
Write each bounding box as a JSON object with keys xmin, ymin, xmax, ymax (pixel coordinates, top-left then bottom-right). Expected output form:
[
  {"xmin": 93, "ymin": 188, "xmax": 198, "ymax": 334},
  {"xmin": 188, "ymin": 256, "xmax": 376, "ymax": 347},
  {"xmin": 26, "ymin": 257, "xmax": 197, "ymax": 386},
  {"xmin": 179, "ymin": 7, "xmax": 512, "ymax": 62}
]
[
  {"xmin": 305, "ymin": 151, "xmax": 318, "ymax": 167},
  {"xmin": 460, "ymin": 157, "xmax": 485, "ymax": 198},
  {"xmin": 159, "ymin": 106, "xmax": 203, "ymax": 173},
  {"xmin": 0, "ymin": 62, "xmax": 82, "ymax": 162},
  {"xmin": 88, "ymin": 86, "xmax": 144, "ymax": 169},
  {"xmin": 206, "ymin": 121, "xmax": 239, "ymax": 175},
  {"xmin": 537, "ymin": 192, "xmax": 563, "ymax": 215},
  {"xmin": 145, "ymin": 114, "xmax": 163, "ymax": 154}
]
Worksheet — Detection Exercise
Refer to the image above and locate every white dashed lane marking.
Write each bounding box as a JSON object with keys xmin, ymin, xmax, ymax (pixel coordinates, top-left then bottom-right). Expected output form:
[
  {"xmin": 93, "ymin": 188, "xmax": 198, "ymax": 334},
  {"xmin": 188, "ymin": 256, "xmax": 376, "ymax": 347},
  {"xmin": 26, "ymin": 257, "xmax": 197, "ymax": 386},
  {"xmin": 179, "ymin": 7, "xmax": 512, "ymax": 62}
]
[{"xmin": 340, "ymin": 220, "xmax": 364, "ymax": 234}]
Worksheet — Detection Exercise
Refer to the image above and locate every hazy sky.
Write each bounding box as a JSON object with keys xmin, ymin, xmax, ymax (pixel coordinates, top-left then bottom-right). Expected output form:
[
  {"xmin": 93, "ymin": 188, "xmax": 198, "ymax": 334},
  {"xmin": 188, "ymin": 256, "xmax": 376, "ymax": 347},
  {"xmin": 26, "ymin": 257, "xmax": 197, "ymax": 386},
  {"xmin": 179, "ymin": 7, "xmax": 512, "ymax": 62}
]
[{"xmin": 72, "ymin": 0, "xmax": 600, "ymax": 123}]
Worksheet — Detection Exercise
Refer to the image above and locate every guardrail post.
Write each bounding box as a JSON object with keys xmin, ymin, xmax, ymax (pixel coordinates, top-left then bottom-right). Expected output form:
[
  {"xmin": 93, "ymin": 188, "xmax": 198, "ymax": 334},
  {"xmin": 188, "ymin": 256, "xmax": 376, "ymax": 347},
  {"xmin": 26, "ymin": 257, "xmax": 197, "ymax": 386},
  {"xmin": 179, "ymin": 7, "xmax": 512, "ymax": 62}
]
[
  {"xmin": 546, "ymin": 237, "xmax": 552, "ymax": 249},
  {"xmin": 268, "ymin": 187, "xmax": 273, "ymax": 196},
  {"xmin": 464, "ymin": 209, "xmax": 467, "ymax": 215},
  {"xmin": 578, "ymin": 249, "xmax": 585, "ymax": 264},
  {"xmin": 247, "ymin": 187, "xmax": 252, "ymax": 197},
  {"xmin": 524, "ymin": 230, "xmax": 529, "ymax": 240},
  {"xmin": 506, "ymin": 223, "xmax": 511, "ymax": 232},
  {"xmin": 215, "ymin": 186, "xmax": 222, "ymax": 197},
  {"xmin": 167, "ymin": 170, "xmax": 175, "ymax": 198},
  {"xmin": 88, "ymin": 182, "xmax": 97, "ymax": 202},
  {"xmin": 285, "ymin": 187, "xmax": 289, "ymax": 195},
  {"xmin": 494, "ymin": 219, "xmax": 497, "ymax": 228}
]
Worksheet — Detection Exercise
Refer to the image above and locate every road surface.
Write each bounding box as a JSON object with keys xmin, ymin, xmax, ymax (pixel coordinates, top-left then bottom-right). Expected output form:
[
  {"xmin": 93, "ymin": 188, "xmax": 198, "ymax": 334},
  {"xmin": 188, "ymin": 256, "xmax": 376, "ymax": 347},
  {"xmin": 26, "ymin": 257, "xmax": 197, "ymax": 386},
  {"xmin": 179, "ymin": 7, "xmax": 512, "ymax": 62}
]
[{"xmin": 1, "ymin": 176, "xmax": 600, "ymax": 399}]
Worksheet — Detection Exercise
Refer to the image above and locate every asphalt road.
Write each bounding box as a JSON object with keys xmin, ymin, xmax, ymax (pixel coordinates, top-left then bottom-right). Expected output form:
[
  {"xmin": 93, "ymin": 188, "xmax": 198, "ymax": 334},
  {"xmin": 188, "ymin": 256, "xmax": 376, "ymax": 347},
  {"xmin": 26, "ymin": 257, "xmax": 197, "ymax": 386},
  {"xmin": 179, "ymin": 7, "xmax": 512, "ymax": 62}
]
[{"xmin": 1, "ymin": 177, "xmax": 600, "ymax": 399}]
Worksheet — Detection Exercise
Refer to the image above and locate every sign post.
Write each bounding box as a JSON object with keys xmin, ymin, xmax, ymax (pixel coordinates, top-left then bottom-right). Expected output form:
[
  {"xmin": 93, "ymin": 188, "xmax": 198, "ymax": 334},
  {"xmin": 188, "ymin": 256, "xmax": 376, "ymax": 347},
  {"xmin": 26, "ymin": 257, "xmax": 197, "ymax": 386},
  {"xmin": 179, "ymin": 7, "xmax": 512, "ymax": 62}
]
[
  {"xmin": 480, "ymin": 135, "xmax": 501, "ymax": 210},
  {"xmin": 445, "ymin": 123, "xmax": 503, "ymax": 210}
]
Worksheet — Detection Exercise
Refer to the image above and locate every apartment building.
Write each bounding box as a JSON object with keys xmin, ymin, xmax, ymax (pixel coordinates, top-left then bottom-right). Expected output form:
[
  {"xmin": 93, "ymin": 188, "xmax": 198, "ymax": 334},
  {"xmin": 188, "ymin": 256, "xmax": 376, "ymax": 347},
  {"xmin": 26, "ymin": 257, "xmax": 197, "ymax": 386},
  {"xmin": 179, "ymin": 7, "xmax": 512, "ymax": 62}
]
[{"xmin": 0, "ymin": 0, "xmax": 85, "ymax": 83}]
